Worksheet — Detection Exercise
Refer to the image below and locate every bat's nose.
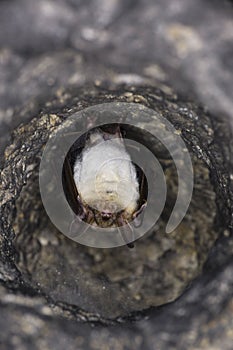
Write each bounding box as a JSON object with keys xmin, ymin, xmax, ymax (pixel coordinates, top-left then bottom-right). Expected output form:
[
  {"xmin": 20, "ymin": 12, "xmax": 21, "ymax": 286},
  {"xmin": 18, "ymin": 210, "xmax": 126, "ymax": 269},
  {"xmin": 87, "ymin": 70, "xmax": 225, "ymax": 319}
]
[{"xmin": 101, "ymin": 211, "xmax": 112, "ymax": 220}]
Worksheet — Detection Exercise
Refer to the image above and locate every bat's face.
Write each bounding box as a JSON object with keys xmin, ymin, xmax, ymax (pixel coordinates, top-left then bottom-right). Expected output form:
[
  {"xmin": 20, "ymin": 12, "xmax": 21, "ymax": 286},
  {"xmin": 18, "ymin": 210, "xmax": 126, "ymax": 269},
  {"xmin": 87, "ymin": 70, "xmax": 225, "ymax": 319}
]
[{"xmin": 62, "ymin": 124, "xmax": 147, "ymax": 245}]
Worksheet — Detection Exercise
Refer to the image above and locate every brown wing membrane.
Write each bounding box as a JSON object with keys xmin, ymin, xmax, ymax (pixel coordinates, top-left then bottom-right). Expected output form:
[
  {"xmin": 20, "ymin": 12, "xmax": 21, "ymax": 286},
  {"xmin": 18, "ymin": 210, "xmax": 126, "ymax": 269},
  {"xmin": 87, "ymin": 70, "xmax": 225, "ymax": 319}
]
[{"xmin": 62, "ymin": 155, "xmax": 80, "ymax": 215}]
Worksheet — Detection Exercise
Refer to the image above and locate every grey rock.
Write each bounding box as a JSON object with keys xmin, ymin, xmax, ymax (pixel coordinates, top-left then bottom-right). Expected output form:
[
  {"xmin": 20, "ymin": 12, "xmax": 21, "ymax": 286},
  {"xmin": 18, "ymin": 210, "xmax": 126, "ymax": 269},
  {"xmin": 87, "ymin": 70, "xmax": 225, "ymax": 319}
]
[{"xmin": 0, "ymin": 1, "xmax": 233, "ymax": 349}]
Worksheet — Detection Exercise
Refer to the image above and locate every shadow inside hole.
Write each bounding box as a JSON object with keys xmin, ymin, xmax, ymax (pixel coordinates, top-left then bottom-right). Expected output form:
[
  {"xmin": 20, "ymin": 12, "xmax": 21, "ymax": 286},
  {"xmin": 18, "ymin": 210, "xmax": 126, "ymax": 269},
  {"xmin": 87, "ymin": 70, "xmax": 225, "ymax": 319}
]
[{"xmin": 13, "ymin": 122, "xmax": 220, "ymax": 320}]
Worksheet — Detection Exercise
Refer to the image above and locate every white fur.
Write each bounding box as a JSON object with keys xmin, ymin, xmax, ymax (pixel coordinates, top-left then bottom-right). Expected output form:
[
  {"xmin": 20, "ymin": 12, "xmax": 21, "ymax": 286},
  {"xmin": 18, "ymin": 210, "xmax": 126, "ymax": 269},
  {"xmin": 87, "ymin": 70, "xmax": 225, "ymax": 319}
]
[{"xmin": 73, "ymin": 130, "xmax": 139, "ymax": 214}]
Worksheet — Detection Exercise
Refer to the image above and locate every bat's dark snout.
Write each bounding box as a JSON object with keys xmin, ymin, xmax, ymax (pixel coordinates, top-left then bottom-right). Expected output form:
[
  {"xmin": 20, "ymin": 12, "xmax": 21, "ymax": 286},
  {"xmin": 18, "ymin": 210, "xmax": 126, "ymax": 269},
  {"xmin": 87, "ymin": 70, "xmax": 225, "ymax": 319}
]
[{"xmin": 101, "ymin": 211, "xmax": 112, "ymax": 220}]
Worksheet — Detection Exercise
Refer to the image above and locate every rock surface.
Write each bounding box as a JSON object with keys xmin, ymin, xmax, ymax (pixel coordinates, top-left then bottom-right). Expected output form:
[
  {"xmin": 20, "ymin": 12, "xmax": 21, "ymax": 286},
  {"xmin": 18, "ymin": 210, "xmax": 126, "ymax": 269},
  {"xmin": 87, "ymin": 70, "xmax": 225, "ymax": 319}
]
[{"xmin": 0, "ymin": 0, "xmax": 233, "ymax": 349}]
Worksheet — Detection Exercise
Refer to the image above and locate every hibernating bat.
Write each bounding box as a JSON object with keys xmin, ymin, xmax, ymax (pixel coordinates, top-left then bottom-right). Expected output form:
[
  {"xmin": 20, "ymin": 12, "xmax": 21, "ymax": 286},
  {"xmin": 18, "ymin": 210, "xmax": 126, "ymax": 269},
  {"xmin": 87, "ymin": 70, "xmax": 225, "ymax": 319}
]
[{"xmin": 62, "ymin": 124, "xmax": 147, "ymax": 247}]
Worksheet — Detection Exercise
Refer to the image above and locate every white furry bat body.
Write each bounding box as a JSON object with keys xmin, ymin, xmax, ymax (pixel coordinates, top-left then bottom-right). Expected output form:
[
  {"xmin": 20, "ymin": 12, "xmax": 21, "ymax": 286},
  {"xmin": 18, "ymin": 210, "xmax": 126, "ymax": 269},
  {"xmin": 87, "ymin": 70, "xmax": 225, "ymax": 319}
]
[{"xmin": 73, "ymin": 127, "xmax": 140, "ymax": 226}]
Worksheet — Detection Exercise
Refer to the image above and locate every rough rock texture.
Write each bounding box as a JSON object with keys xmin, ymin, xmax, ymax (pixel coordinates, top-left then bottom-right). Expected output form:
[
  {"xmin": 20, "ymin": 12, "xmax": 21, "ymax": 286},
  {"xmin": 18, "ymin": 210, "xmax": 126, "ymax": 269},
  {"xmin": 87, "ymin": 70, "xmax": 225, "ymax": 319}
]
[
  {"xmin": 1, "ymin": 0, "xmax": 233, "ymax": 152},
  {"xmin": 0, "ymin": 85, "xmax": 220, "ymax": 320},
  {"xmin": 0, "ymin": 0, "xmax": 233, "ymax": 349},
  {"xmin": 1, "ymin": 84, "xmax": 233, "ymax": 349}
]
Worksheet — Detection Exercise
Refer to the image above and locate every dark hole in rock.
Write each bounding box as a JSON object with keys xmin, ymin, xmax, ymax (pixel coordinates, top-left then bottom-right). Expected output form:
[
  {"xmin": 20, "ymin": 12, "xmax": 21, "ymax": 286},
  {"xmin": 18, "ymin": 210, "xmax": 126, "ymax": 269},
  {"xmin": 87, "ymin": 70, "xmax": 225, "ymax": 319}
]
[{"xmin": 0, "ymin": 86, "xmax": 230, "ymax": 324}]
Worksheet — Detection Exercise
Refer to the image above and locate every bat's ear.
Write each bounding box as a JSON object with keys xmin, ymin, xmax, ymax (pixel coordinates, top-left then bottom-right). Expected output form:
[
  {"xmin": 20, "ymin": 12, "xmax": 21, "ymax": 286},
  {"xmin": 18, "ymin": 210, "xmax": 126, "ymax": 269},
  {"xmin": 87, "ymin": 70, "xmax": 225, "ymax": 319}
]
[{"xmin": 132, "ymin": 202, "xmax": 147, "ymax": 228}]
